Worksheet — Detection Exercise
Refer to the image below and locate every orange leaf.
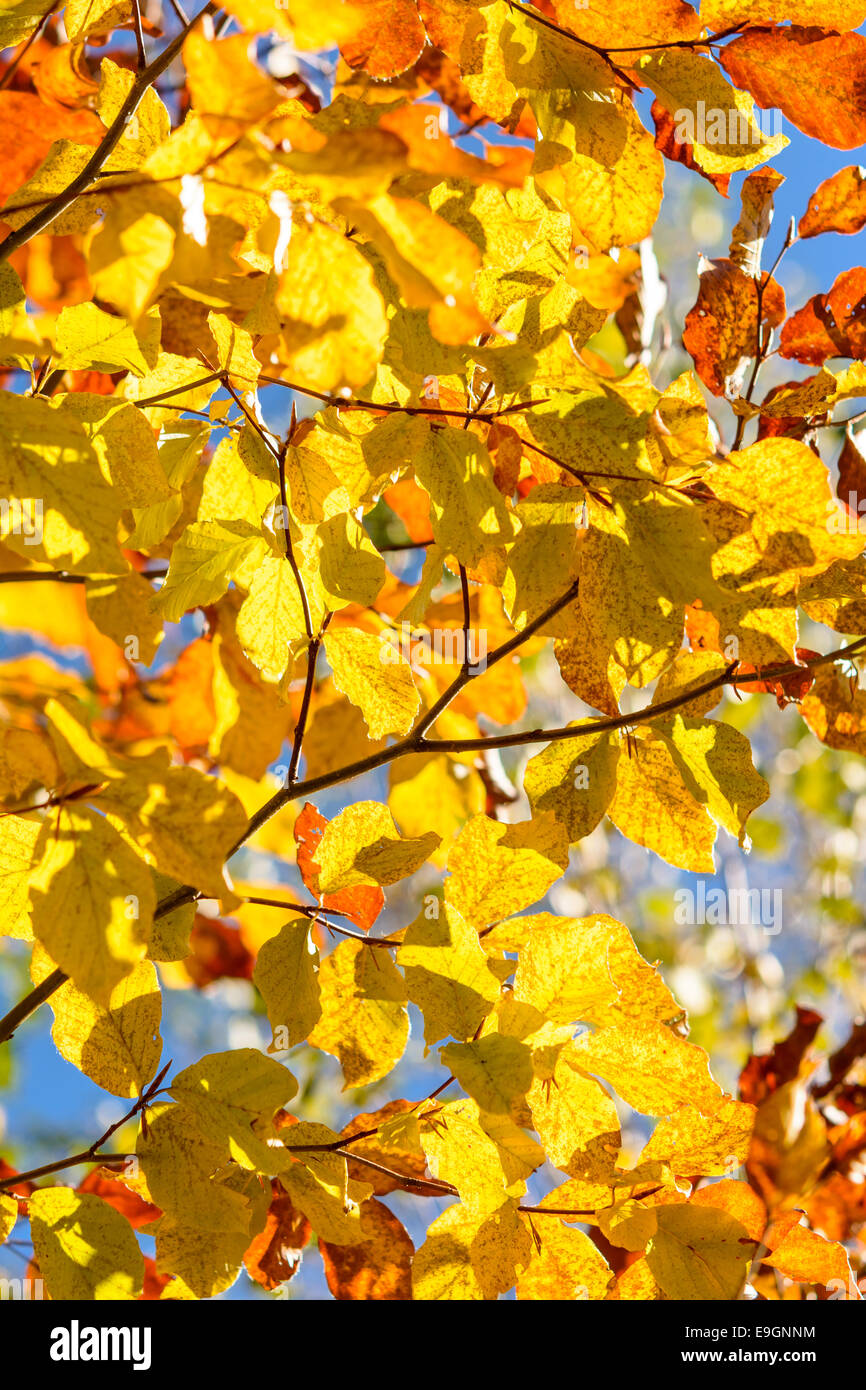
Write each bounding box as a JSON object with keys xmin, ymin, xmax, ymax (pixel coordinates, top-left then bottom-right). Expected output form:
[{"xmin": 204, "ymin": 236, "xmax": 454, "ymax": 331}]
[
  {"xmin": 780, "ymin": 267, "xmax": 866, "ymax": 366},
  {"xmin": 800, "ymin": 165, "xmax": 866, "ymax": 240},
  {"xmin": 243, "ymin": 1180, "xmax": 312, "ymax": 1291},
  {"xmin": 721, "ymin": 26, "xmax": 866, "ymax": 151},
  {"xmin": 339, "ymin": 0, "xmax": 426, "ymax": 79},
  {"xmin": 76, "ymin": 1168, "xmax": 161, "ymax": 1230},
  {"xmin": 294, "ymin": 802, "xmax": 384, "ymax": 930},
  {"xmin": 0, "ymin": 91, "xmax": 103, "ymax": 208},
  {"xmin": 182, "ymin": 915, "xmax": 255, "ymax": 988},
  {"xmin": 320, "ymin": 1197, "xmax": 414, "ymax": 1299}
]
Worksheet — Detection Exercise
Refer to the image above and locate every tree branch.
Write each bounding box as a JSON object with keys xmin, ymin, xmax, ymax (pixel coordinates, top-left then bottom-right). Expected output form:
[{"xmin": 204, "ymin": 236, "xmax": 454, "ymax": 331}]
[
  {"xmin": 0, "ymin": 2, "xmax": 220, "ymax": 262},
  {"xmin": 3, "ymin": 582, "xmax": 864, "ymax": 1041},
  {"xmin": 0, "ymin": 1060, "xmax": 170, "ymax": 1193}
]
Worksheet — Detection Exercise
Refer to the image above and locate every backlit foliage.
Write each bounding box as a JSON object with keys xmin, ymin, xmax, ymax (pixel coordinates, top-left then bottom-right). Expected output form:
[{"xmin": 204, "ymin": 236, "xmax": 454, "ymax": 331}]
[{"xmin": 0, "ymin": 0, "xmax": 866, "ymax": 1301}]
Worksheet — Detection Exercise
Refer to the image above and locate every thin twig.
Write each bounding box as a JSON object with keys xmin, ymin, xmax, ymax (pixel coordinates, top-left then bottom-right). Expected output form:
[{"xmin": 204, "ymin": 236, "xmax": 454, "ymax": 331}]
[
  {"xmin": 0, "ymin": 2, "xmax": 60, "ymax": 92},
  {"xmin": 4, "ymin": 606, "xmax": 864, "ymax": 1040},
  {"xmin": 130, "ymin": 0, "xmax": 147, "ymax": 67},
  {"xmin": 0, "ymin": 1060, "xmax": 171, "ymax": 1193}
]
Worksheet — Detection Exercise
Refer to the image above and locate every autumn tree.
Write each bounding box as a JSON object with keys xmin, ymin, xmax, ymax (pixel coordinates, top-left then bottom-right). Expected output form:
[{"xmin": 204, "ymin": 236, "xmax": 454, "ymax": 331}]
[{"xmin": 0, "ymin": 0, "xmax": 865, "ymax": 1303}]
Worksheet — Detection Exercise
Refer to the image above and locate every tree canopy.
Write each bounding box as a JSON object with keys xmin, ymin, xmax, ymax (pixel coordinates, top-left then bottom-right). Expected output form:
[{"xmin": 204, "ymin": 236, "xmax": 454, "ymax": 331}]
[{"xmin": 1, "ymin": 0, "xmax": 866, "ymax": 1303}]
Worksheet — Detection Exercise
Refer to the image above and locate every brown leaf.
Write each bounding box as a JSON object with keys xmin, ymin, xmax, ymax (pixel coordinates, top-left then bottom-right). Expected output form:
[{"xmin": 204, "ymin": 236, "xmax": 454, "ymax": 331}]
[
  {"xmin": 837, "ymin": 428, "xmax": 866, "ymax": 518},
  {"xmin": 721, "ymin": 26, "xmax": 866, "ymax": 151},
  {"xmin": 342, "ymin": 1099, "xmax": 437, "ymax": 1196},
  {"xmin": 814, "ymin": 1021, "xmax": 866, "ymax": 1099},
  {"xmin": 320, "ymin": 1197, "xmax": 414, "ymax": 1299},
  {"xmin": 800, "ymin": 165, "xmax": 866, "ymax": 239},
  {"xmin": 729, "ymin": 168, "xmax": 785, "ymax": 280},
  {"xmin": 182, "ymin": 916, "xmax": 255, "ymax": 988},
  {"xmin": 733, "ymin": 649, "xmax": 821, "ymax": 708},
  {"xmin": 739, "ymin": 1006, "xmax": 823, "ymax": 1105},
  {"xmin": 757, "ymin": 379, "xmax": 826, "ymax": 442},
  {"xmin": 683, "ymin": 257, "xmax": 786, "ymax": 398}
]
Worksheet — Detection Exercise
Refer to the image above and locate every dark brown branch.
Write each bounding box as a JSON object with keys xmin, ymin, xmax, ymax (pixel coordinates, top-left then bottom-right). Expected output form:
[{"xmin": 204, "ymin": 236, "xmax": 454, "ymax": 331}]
[
  {"xmin": 4, "ymin": 595, "xmax": 864, "ymax": 1041},
  {"xmin": 130, "ymin": 0, "xmax": 147, "ymax": 67},
  {"xmin": 733, "ymin": 219, "xmax": 798, "ymax": 451},
  {"xmin": 0, "ymin": 1060, "xmax": 171, "ymax": 1192},
  {"xmin": 0, "ymin": 3, "xmax": 220, "ymax": 262}
]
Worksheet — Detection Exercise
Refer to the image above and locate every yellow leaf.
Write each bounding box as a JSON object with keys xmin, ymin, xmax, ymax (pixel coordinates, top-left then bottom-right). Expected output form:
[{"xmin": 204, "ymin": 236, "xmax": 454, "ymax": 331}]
[
  {"xmin": 235, "ymin": 551, "xmax": 311, "ymax": 684},
  {"xmin": 308, "ymin": 938, "xmax": 408, "ymax": 1088},
  {"xmin": 414, "ymin": 427, "xmax": 516, "ymax": 567},
  {"xmin": 570, "ymin": 1021, "xmax": 726, "ymax": 1117},
  {"xmin": 54, "ymin": 302, "xmax": 160, "ymax": 375},
  {"xmin": 661, "ymin": 714, "xmax": 770, "ymax": 848},
  {"xmin": 313, "ymin": 800, "xmax": 440, "ymax": 893},
  {"xmin": 30, "ymin": 805, "xmax": 154, "ymax": 1003},
  {"xmin": 513, "ymin": 914, "xmax": 679, "ymax": 1028},
  {"xmin": 150, "ymin": 1167, "xmax": 268, "ymax": 1299},
  {"xmin": 413, "ymin": 1199, "xmax": 530, "ymax": 1300},
  {"xmin": 95, "ymin": 761, "xmax": 248, "ymax": 900},
  {"xmin": 528, "ymin": 1044, "xmax": 621, "ymax": 1179},
  {"xmin": 0, "ymin": 391, "xmax": 127, "ymax": 574},
  {"xmin": 524, "ymin": 730, "xmax": 621, "ymax": 844},
  {"xmin": 184, "ymin": 32, "xmax": 283, "ymax": 125},
  {"xmin": 398, "ymin": 901, "xmax": 501, "ymax": 1045},
  {"xmin": 607, "ymin": 728, "xmax": 717, "ymax": 872},
  {"xmin": 84, "ymin": 571, "xmax": 164, "ymax": 667},
  {"xmin": 440, "ymin": 1033, "xmax": 534, "ymax": 1117},
  {"xmin": 501, "ymin": 484, "xmax": 581, "ymax": 632},
  {"xmin": 208, "ymin": 310, "xmax": 261, "ymax": 386},
  {"xmin": 97, "ymin": 58, "xmax": 170, "ymax": 168},
  {"xmin": 29, "ymin": 1188, "xmax": 144, "ymax": 1300},
  {"xmin": 197, "ymin": 434, "xmax": 277, "ymax": 528},
  {"xmin": 706, "ymin": 439, "xmax": 865, "ymax": 589},
  {"xmin": 0, "ymin": 812, "xmax": 42, "ymax": 940},
  {"xmin": 33, "ymin": 943, "xmax": 162, "ymax": 1099},
  {"xmin": 0, "ymin": 1193, "xmax": 16, "ymax": 1246},
  {"xmin": 65, "ymin": 0, "xmax": 133, "ymax": 41},
  {"xmin": 636, "ymin": 49, "xmax": 788, "ymax": 176},
  {"xmin": 324, "ymin": 626, "xmax": 419, "ymax": 739},
  {"xmin": 444, "ymin": 813, "xmax": 569, "ymax": 930},
  {"xmin": 276, "ymin": 219, "xmax": 387, "ymax": 392},
  {"xmin": 155, "ymin": 520, "xmax": 266, "ymax": 623},
  {"xmin": 280, "ymin": 1121, "xmax": 368, "ymax": 1244},
  {"xmin": 169, "ymin": 1048, "xmax": 298, "ymax": 1172},
  {"xmin": 421, "ymin": 1097, "xmax": 537, "ymax": 1213},
  {"xmin": 253, "ymin": 917, "xmax": 321, "ymax": 1050},
  {"xmin": 640, "ymin": 1099, "xmax": 757, "ymax": 1177},
  {"xmin": 646, "ymin": 1203, "xmax": 754, "ymax": 1300},
  {"xmin": 388, "ymin": 753, "xmax": 486, "ymax": 867},
  {"xmin": 517, "ymin": 1220, "xmax": 613, "ymax": 1300}
]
